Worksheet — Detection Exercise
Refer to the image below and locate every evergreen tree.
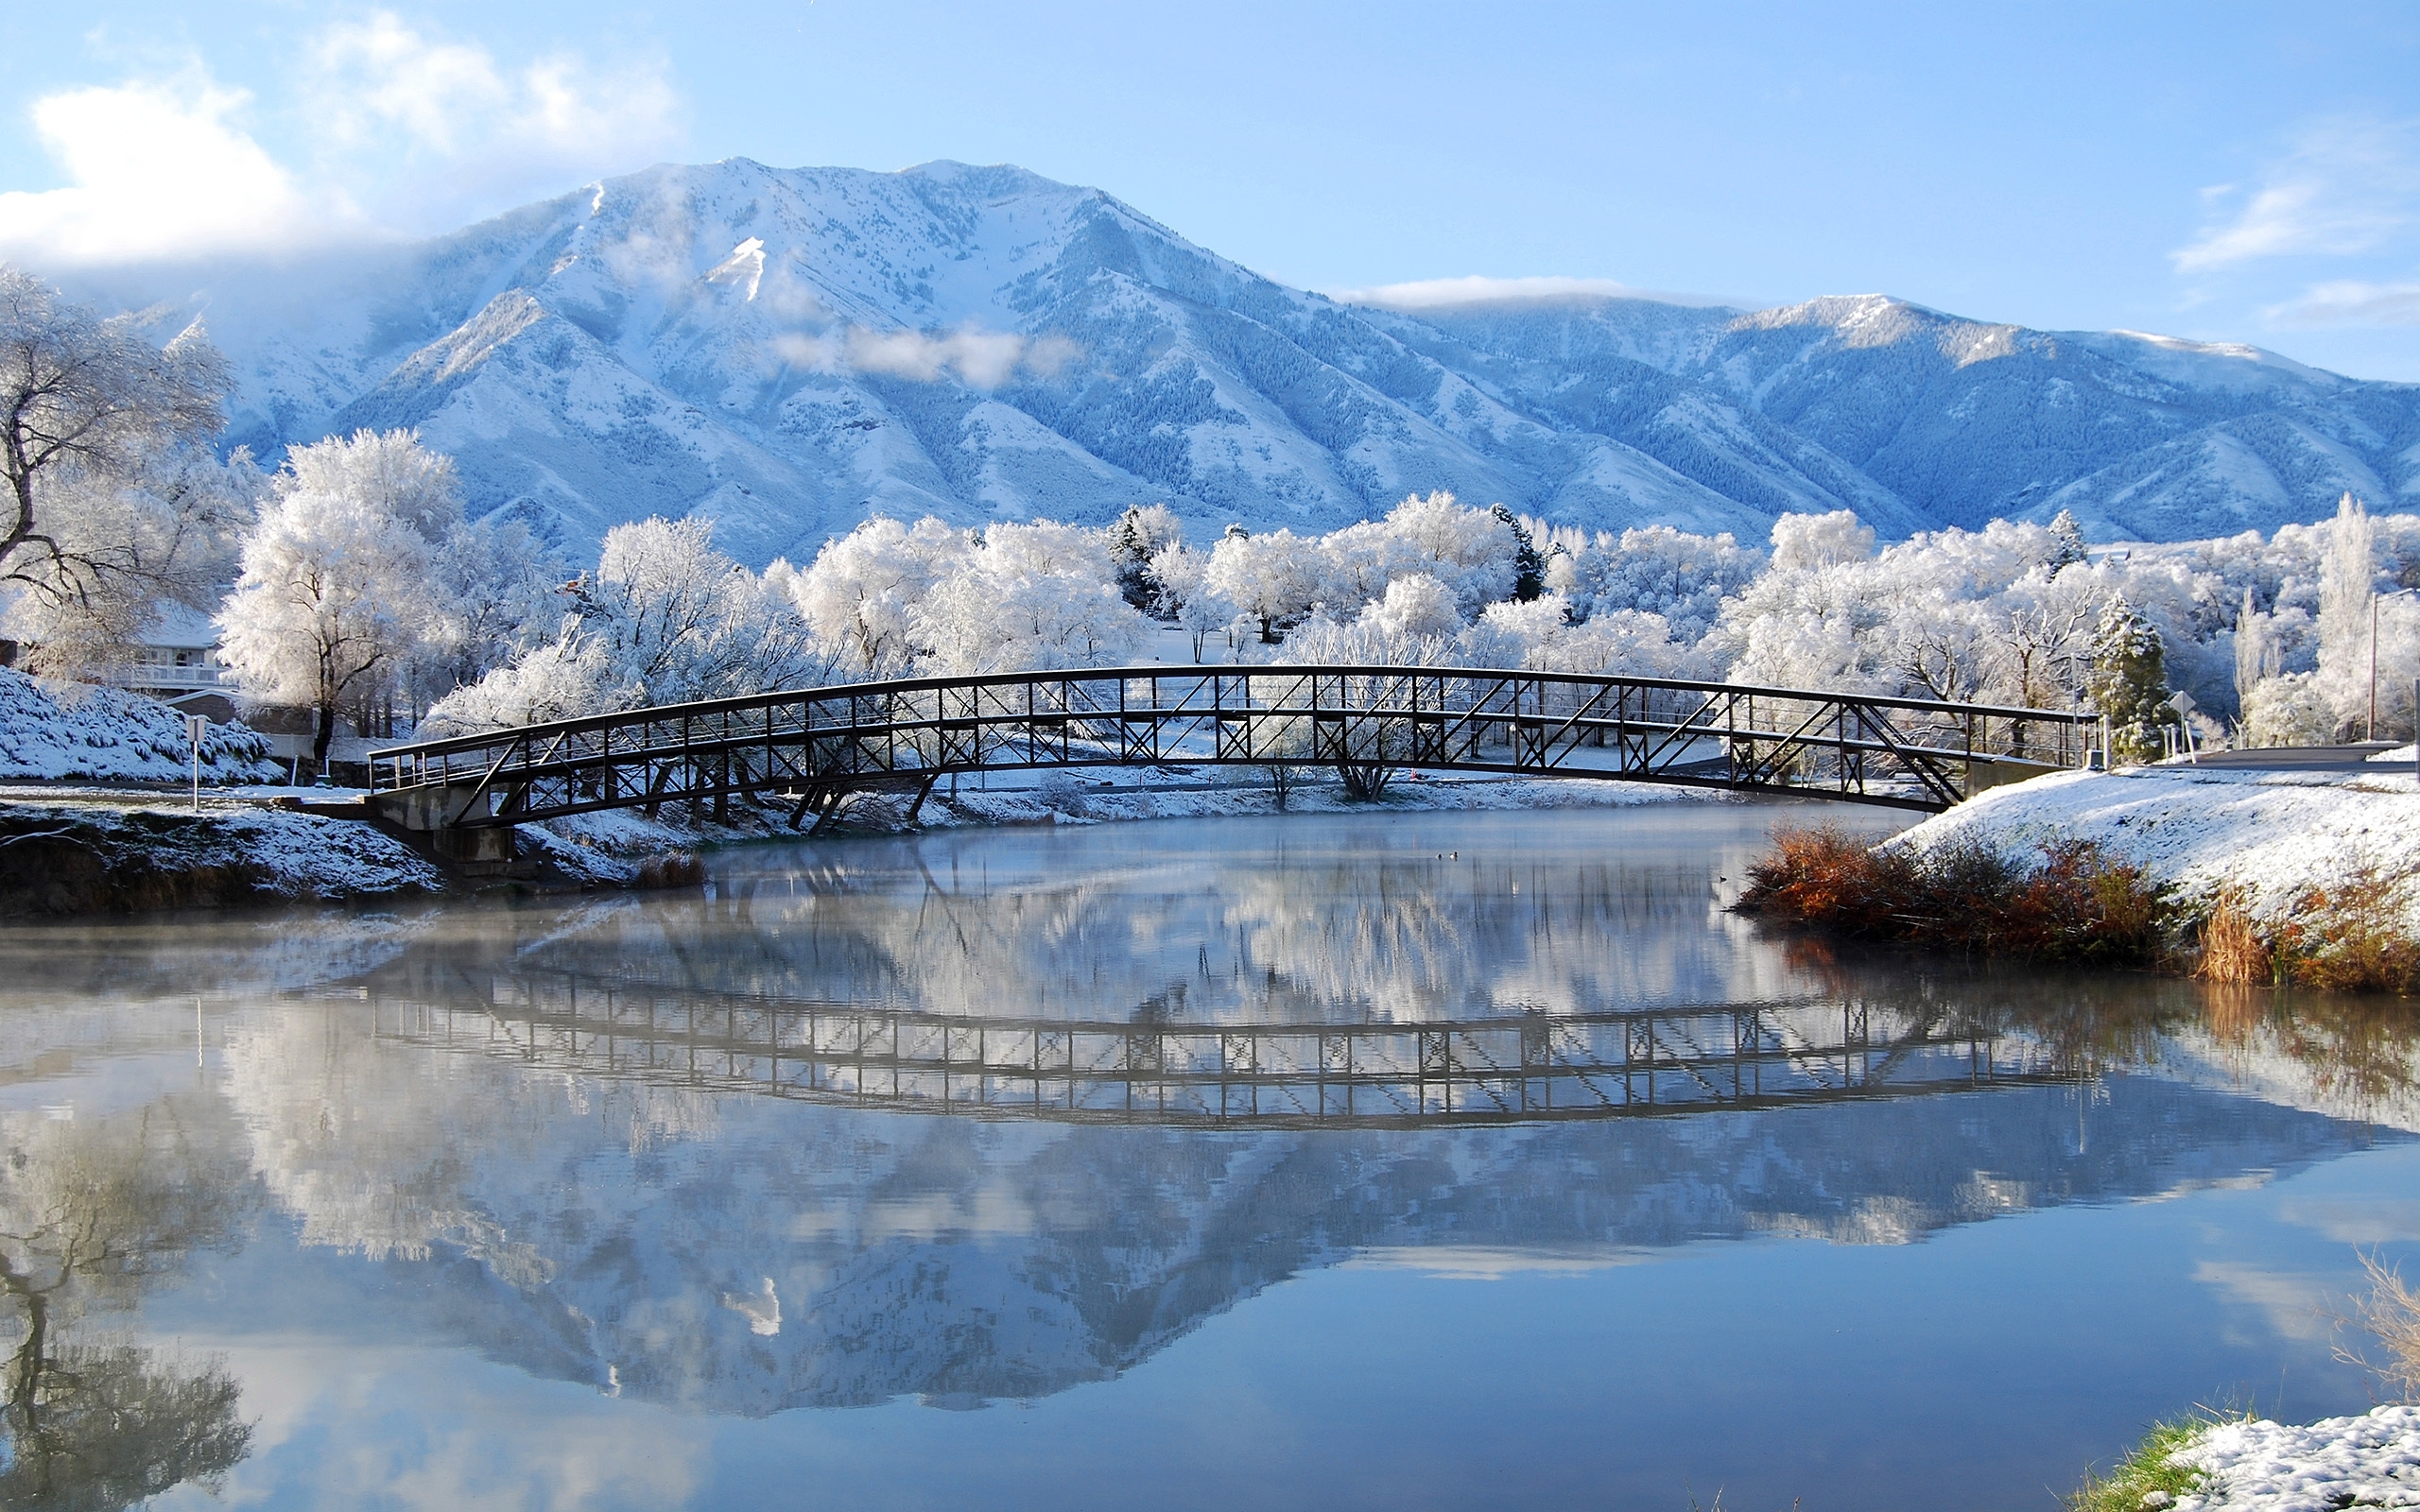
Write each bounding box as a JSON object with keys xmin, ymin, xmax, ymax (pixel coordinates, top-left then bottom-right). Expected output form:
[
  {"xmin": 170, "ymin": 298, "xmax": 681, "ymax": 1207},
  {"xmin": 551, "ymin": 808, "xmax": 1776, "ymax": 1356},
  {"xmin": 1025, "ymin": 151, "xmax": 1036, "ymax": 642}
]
[
  {"xmin": 1493, "ymin": 503, "xmax": 1546, "ymax": 602},
  {"xmin": 1105, "ymin": 504, "xmax": 1184, "ymax": 615},
  {"xmin": 2085, "ymin": 595, "xmax": 2175, "ymax": 764},
  {"xmin": 2047, "ymin": 508, "xmax": 2087, "ymax": 572}
]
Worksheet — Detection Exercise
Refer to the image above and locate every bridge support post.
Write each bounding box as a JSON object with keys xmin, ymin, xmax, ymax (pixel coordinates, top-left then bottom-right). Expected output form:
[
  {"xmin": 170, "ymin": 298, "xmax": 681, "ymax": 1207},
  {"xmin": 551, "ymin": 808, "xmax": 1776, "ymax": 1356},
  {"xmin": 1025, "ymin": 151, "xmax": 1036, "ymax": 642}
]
[{"xmin": 366, "ymin": 781, "xmax": 517, "ymax": 869}]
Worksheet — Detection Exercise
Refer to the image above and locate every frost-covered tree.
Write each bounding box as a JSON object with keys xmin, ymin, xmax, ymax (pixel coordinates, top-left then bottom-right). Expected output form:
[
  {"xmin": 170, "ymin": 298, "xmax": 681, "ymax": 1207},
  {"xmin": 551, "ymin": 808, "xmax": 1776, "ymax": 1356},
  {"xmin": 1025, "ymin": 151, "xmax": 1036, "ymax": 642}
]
[
  {"xmin": 2085, "ymin": 596, "xmax": 2175, "ymax": 764},
  {"xmin": 4, "ymin": 442, "xmax": 262, "ymax": 679},
  {"xmin": 1769, "ymin": 510, "xmax": 1876, "ymax": 574},
  {"xmin": 1357, "ymin": 574, "xmax": 1463, "ymax": 641},
  {"xmin": 1712, "ymin": 522, "xmax": 1892, "ymax": 692},
  {"xmin": 910, "ymin": 520, "xmax": 1152, "ymax": 676},
  {"xmin": 219, "ymin": 430, "xmax": 569, "ymax": 749},
  {"xmin": 777, "ymin": 516, "xmax": 970, "ymax": 679},
  {"xmin": 2047, "ymin": 508, "xmax": 2088, "ymax": 571},
  {"xmin": 0, "ymin": 267, "xmax": 243, "ymax": 675},
  {"xmin": 417, "ymin": 512, "xmax": 563, "ymax": 704},
  {"xmin": 217, "ymin": 480, "xmax": 441, "ymax": 760},
  {"xmin": 426, "ymin": 515, "xmax": 838, "ymax": 734},
  {"xmin": 2297, "ymin": 490, "xmax": 2420, "ymax": 737},
  {"xmin": 572, "ymin": 516, "xmax": 832, "ymax": 704},
  {"xmin": 1376, "ymin": 490, "xmax": 1518, "ymax": 614},
  {"xmin": 1540, "ymin": 523, "xmax": 1761, "ymax": 644},
  {"xmin": 1990, "ymin": 564, "xmax": 2100, "ymax": 710},
  {"xmin": 1148, "ymin": 541, "xmax": 1231, "ymax": 662},
  {"xmin": 1461, "ymin": 593, "xmax": 1708, "ymax": 679},
  {"xmin": 2241, "ymin": 672, "xmax": 2336, "ymax": 747},
  {"xmin": 1502, "ymin": 506, "xmax": 1547, "ymax": 602},
  {"xmin": 1206, "ymin": 528, "xmax": 1322, "ymax": 642}
]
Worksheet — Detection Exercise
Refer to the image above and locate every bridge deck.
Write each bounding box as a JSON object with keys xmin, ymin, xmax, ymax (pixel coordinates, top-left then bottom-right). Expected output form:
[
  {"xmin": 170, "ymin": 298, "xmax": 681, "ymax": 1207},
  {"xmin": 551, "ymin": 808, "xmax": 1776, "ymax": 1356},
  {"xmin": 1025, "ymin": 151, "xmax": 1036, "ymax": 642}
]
[{"xmin": 369, "ymin": 664, "xmax": 2097, "ymax": 832}]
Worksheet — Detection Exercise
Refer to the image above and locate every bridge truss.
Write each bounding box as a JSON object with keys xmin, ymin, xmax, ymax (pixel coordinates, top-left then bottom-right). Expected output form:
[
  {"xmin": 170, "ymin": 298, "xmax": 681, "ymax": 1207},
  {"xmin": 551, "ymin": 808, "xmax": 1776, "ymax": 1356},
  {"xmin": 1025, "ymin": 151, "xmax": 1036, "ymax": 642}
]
[
  {"xmin": 369, "ymin": 665, "xmax": 2095, "ymax": 838},
  {"xmin": 365, "ymin": 974, "xmax": 2065, "ymax": 1129}
]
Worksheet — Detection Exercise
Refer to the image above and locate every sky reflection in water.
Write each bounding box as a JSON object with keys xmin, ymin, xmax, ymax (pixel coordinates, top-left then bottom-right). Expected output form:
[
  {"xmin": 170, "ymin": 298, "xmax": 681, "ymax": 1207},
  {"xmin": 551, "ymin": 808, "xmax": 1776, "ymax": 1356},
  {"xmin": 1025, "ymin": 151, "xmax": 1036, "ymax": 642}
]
[{"xmin": 0, "ymin": 805, "xmax": 2414, "ymax": 1510}]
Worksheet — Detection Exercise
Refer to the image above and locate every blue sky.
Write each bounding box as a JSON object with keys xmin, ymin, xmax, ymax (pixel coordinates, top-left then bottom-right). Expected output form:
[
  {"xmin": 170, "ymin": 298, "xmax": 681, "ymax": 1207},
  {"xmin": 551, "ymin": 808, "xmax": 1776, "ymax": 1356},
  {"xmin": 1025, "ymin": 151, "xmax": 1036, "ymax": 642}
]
[{"xmin": 7, "ymin": 2, "xmax": 2420, "ymax": 376}]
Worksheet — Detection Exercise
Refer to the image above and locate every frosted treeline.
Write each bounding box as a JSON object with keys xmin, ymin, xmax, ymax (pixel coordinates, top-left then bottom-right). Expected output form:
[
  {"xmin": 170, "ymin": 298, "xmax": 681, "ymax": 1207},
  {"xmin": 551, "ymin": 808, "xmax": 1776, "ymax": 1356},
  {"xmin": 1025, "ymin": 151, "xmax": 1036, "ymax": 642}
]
[
  {"xmin": 184, "ymin": 425, "xmax": 2420, "ymax": 747},
  {"xmin": 397, "ymin": 479, "xmax": 2418, "ymax": 747}
]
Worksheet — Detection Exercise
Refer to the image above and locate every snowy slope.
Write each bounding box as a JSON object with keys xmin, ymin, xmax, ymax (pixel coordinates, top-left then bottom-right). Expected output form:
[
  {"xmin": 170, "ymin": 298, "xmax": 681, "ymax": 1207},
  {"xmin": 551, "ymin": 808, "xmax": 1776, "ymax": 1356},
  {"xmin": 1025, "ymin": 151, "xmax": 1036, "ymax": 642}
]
[{"xmin": 52, "ymin": 161, "xmax": 2420, "ymax": 564}]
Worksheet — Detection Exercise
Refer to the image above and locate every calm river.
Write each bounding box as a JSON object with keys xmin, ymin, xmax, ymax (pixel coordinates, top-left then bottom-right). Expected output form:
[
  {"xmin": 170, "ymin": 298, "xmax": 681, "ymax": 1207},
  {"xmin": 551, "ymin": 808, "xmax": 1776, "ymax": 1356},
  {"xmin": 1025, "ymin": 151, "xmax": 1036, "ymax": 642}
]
[{"xmin": 1, "ymin": 802, "xmax": 2413, "ymax": 1509}]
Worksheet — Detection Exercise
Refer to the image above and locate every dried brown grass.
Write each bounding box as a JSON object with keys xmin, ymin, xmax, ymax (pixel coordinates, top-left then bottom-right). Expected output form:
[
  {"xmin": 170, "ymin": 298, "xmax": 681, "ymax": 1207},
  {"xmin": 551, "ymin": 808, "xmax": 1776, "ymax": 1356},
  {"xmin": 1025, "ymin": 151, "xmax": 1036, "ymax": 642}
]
[
  {"xmin": 634, "ymin": 852, "xmax": 705, "ymax": 889},
  {"xmin": 2196, "ymin": 889, "xmax": 2273, "ymax": 986},
  {"xmin": 2289, "ymin": 862, "xmax": 2420, "ymax": 994},
  {"xmin": 2189, "ymin": 863, "xmax": 2420, "ymax": 996},
  {"xmin": 2335, "ymin": 1250, "xmax": 2420, "ymax": 1403}
]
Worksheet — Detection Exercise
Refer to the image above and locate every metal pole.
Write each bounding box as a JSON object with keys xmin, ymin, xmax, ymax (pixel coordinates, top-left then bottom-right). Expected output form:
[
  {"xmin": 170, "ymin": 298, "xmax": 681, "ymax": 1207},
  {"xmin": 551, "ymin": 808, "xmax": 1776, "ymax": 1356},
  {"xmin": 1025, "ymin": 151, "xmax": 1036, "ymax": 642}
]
[
  {"xmin": 2373, "ymin": 590, "xmax": 2382, "ymax": 742},
  {"xmin": 185, "ymin": 714, "xmax": 208, "ymax": 815}
]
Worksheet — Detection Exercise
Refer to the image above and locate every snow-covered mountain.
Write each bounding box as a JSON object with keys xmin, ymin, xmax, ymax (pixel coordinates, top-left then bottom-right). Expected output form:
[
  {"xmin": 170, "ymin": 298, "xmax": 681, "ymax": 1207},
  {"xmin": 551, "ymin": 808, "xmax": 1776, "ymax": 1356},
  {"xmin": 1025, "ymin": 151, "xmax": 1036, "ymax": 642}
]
[{"xmin": 63, "ymin": 159, "xmax": 2420, "ymax": 563}]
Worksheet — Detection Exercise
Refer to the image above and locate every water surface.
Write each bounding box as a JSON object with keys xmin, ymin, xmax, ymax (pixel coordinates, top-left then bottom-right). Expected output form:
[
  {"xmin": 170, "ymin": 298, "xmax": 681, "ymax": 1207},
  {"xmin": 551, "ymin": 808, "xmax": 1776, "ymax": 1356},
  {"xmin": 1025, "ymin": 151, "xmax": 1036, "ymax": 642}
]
[{"xmin": 1, "ymin": 803, "xmax": 2413, "ymax": 1510}]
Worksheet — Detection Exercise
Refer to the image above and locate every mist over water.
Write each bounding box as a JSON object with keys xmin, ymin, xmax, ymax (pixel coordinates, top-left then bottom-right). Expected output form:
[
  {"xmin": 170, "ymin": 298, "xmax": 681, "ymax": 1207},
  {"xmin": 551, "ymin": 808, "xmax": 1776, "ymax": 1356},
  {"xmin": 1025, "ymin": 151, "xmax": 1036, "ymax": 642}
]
[{"xmin": 0, "ymin": 805, "xmax": 2413, "ymax": 1509}]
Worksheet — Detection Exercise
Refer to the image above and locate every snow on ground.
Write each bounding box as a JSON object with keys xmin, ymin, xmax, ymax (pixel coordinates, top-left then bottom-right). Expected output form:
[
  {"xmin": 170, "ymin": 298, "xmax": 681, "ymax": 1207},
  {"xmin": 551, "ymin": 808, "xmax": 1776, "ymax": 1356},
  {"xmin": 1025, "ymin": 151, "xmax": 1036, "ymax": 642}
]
[
  {"xmin": 1893, "ymin": 765, "xmax": 2420, "ymax": 926},
  {"xmin": 2172, "ymin": 1405, "xmax": 2420, "ymax": 1510},
  {"xmin": 2375, "ymin": 745, "xmax": 2419, "ymax": 765},
  {"xmin": 0, "ymin": 668, "xmax": 281, "ymax": 782},
  {"xmin": 207, "ymin": 807, "xmax": 446, "ymax": 899}
]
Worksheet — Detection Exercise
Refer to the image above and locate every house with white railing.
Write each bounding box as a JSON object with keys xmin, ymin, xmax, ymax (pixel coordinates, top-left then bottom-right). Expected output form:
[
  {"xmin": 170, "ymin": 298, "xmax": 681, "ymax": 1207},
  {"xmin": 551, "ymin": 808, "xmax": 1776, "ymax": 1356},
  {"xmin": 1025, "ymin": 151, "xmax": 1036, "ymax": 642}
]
[{"xmin": 98, "ymin": 603, "xmax": 233, "ymax": 706}]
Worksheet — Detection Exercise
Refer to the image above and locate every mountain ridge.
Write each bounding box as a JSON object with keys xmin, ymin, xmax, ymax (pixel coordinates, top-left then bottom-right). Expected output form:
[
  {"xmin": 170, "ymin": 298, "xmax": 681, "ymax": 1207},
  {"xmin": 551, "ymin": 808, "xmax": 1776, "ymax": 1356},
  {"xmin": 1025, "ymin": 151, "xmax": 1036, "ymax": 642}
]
[{"xmin": 46, "ymin": 156, "xmax": 2420, "ymax": 564}]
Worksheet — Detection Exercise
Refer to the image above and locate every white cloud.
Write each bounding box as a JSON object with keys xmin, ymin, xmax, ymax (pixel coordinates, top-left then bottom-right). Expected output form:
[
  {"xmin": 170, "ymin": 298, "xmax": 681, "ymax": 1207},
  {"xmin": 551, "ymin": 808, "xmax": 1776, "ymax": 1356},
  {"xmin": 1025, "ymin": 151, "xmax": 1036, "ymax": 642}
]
[
  {"xmin": 2174, "ymin": 118, "xmax": 2420, "ymax": 273},
  {"xmin": 0, "ymin": 75, "xmax": 354, "ymax": 264},
  {"xmin": 770, "ymin": 325, "xmax": 1080, "ymax": 387},
  {"xmin": 0, "ymin": 16, "xmax": 683, "ymax": 269},
  {"xmin": 2266, "ymin": 278, "xmax": 2420, "ymax": 327},
  {"xmin": 311, "ymin": 13, "xmax": 512, "ymax": 156},
  {"xmin": 303, "ymin": 13, "xmax": 681, "ymax": 198}
]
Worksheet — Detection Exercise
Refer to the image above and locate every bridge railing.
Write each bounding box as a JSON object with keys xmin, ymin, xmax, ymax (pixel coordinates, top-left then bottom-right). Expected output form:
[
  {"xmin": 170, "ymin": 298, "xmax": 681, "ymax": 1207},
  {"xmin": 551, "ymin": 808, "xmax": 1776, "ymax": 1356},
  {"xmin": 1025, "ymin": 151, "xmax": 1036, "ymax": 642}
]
[
  {"xmin": 366, "ymin": 971, "xmax": 2059, "ymax": 1128},
  {"xmin": 369, "ymin": 664, "xmax": 2098, "ymax": 825}
]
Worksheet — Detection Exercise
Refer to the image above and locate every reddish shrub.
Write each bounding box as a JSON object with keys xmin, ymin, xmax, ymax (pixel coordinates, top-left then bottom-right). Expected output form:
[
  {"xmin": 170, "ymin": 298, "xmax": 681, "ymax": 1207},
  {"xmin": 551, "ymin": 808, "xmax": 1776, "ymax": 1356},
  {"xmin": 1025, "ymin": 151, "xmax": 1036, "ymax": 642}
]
[{"xmin": 1737, "ymin": 826, "xmax": 2168, "ymax": 965}]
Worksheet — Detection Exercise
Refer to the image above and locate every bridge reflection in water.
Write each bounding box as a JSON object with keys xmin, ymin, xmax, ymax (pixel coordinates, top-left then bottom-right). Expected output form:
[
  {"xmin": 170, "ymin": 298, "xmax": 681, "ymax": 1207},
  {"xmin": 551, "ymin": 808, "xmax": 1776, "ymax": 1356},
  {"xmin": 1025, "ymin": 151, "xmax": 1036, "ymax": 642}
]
[{"xmin": 373, "ymin": 977, "xmax": 2062, "ymax": 1127}]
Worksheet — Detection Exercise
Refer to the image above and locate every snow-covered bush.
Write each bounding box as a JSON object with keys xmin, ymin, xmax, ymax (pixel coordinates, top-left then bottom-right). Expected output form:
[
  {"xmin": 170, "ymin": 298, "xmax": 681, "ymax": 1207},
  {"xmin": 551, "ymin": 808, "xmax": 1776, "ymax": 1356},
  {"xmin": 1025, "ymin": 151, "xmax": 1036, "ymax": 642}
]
[
  {"xmin": 0, "ymin": 667, "xmax": 277, "ymax": 782},
  {"xmin": 2240, "ymin": 671, "xmax": 2337, "ymax": 747}
]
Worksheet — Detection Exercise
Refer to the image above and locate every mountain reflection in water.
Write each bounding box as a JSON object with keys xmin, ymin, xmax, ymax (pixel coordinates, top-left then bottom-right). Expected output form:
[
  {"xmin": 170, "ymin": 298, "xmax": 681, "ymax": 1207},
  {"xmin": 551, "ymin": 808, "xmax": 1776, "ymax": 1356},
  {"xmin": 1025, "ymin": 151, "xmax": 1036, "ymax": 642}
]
[{"xmin": 0, "ymin": 808, "xmax": 2413, "ymax": 1507}]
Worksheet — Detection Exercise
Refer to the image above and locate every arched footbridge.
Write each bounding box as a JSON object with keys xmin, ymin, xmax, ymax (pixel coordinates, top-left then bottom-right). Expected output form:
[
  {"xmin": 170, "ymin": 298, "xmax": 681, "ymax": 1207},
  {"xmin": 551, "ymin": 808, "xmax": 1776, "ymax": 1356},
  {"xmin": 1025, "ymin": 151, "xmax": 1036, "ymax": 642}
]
[{"xmin": 366, "ymin": 665, "xmax": 2097, "ymax": 861}]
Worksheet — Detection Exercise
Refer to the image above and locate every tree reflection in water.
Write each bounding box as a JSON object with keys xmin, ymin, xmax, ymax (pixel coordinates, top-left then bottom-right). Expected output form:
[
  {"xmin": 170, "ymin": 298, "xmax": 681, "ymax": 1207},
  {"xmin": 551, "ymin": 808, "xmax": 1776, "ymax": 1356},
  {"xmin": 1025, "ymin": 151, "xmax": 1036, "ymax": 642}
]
[{"xmin": 0, "ymin": 1106, "xmax": 254, "ymax": 1510}]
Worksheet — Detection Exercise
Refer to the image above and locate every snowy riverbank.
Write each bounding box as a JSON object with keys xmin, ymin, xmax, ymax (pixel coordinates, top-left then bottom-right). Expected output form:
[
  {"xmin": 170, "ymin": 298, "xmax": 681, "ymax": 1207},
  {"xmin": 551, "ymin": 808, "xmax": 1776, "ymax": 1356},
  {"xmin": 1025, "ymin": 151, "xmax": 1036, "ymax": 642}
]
[
  {"xmin": 0, "ymin": 795, "xmax": 443, "ymax": 915},
  {"xmin": 1892, "ymin": 763, "xmax": 2420, "ymax": 930},
  {"xmin": 2167, "ymin": 1404, "xmax": 2420, "ymax": 1510},
  {"xmin": 0, "ymin": 766, "xmax": 1725, "ymax": 917}
]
